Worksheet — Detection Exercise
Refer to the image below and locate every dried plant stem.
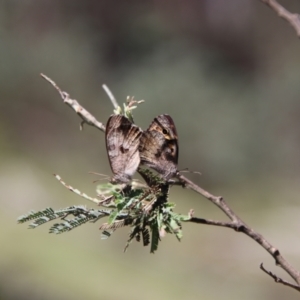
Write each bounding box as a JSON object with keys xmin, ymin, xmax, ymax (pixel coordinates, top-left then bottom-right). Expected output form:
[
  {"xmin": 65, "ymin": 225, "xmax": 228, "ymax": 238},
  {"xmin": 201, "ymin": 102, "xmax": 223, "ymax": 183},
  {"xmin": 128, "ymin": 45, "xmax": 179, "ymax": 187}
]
[
  {"xmin": 42, "ymin": 73, "xmax": 300, "ymax": 291},
  {"xmin": 102, "ymin": 84, "xmax": 119, "ymax": 110},
  {"xmin": 41, "ymin": 73, "xmax": 106, "ymax": 132},
  {"xmin": 260, "ymin": 0, "xmax": 300, "ymax": 37}
]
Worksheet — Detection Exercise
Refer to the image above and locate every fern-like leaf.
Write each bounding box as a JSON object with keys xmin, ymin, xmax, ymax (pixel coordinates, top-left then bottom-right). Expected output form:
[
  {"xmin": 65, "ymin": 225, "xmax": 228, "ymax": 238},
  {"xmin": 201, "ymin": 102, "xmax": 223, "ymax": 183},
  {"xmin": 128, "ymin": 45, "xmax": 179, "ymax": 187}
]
[
  {"xmin": 150, "ymin": 223, "xmax": 160, "ymax": 254},
  {"xmin": 142, "ymin": 227, "xmax": 150, "ymax": 247},
  {"xmin": 18, "ymin": 168, "xmax": 188, "ymax": 253},
  {"xmin": 17, "ymin": 208, "xmax": 65, "ymax": 224},
  {"xmin": 124, "ymin": 225, "xmax": 142, "ymax": 252},
  {"xmin": 49, "ymin": 213, "xmax": 93, "ymax": 234}
]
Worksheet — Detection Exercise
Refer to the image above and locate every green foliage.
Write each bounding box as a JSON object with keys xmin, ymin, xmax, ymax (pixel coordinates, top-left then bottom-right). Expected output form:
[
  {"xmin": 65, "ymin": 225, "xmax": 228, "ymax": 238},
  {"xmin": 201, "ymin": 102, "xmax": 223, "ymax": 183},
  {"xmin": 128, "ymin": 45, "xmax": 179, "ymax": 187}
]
[
  {"xmin": 18, "ymin": 206, "xmax": 111, "ymax": 232},
  {"xmin": 18, "ymin": 169, "xmax": 191, "ymax": 253},
  {"xmin": 17, "ymin": 208, "xmax": 65, "ymax": 225},
  {"xmin": 150, "ymin": 222, "xmax": 159, "ymax": 253},
  {"xmin": 112, "ymin": 96, "xmax": 144, "ymax": 123}
]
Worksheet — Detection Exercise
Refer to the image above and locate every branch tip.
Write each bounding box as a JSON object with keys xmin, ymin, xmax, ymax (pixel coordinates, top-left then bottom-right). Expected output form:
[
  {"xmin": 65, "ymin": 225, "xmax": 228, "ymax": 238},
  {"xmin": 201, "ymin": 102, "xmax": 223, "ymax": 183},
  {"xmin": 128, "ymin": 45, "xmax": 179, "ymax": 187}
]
[
  {"xmin": 102, "ymin": 84, "xmax": 119, "ymax": 109},
  {"xmin": 261, "ymin": 0, "xmax": 300, "ymax": 38}
]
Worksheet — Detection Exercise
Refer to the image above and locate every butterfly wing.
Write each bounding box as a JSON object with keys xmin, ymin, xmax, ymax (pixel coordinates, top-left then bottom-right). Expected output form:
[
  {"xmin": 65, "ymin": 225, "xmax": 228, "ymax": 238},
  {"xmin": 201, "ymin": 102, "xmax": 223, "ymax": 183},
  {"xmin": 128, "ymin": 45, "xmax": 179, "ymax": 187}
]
[
  {"xmin": 139, "ymin": 114, "xmax": 179, "ymax": 180},
  {"xmin": 106, "ymin": 115, "xmax": 142, "ymax": 183}
]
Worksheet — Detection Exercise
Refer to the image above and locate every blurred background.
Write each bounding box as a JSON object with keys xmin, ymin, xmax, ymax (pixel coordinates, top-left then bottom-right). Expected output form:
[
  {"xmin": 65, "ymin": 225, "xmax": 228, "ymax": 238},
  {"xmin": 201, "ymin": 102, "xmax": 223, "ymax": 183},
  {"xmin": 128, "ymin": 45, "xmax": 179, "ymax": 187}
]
[{"xmin": 1, "ymin": 0, "xmax": 300, "ymax": 299}]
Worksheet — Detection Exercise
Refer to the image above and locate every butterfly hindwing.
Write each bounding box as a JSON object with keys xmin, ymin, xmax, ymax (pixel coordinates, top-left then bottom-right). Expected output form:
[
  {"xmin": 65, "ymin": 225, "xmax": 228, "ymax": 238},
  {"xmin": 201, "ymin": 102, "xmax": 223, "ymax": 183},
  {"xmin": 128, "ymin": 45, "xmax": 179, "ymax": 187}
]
[
  {"xmin": 139, "ymin": 114, "xmax": 179, "ymax": 180},
  {"xmin": 106, "ymin": 115, "xmax": 142, "ymax": 183}
]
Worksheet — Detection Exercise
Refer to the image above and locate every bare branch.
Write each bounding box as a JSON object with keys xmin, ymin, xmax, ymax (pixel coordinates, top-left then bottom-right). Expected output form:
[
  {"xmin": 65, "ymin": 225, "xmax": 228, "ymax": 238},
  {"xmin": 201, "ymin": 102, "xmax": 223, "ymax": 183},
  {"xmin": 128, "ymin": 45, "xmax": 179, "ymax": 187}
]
[
  {"xmin": 41, "ymin": 73, "xmax": 106, "ymax": 132},
  {"xmin": 187, "ymin": 217, "xmax": 237, "ymax": 229},
  {"xmin": 178, "ymin": 173, "xmax": 300, "ymax": 286},
  {"xmin": 260, "ymin": 263, "xmax": 300, "ymax": 292},
  {"xmin": 43, "ymin": 74, "xmax": 300, "ymax": 290},
  {"xmin": 260, "ymin": 0, "xmax": 300, "ymax": 37},
  {"xmin": 177, "ymin": 174, "xmax": 241, "ymax": 223},
  {"xmin": 54, "ymin": 174, "xmax": 101, "ymax": 205}
]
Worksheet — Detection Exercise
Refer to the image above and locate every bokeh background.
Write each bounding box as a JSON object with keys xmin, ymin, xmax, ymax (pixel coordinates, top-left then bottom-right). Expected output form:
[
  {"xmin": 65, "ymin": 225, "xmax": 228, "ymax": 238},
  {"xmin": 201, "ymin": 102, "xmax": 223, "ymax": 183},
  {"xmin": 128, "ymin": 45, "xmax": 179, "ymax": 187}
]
[{"xmin": 1, "ymin": 0, "xmax": 300, "ymax": 299}]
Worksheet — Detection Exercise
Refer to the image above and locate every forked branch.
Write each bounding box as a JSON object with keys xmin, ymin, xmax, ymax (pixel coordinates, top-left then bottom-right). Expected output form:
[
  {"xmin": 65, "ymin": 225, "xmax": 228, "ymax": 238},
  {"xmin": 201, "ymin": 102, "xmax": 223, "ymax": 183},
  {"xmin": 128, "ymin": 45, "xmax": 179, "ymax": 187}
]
[
  {"xmin": 41, "ymin": 74, "xmax": 300, "ymax": 291},
  {"xmin": 260, "ymin": 263, "xmax": 300, "ymax": 292}
]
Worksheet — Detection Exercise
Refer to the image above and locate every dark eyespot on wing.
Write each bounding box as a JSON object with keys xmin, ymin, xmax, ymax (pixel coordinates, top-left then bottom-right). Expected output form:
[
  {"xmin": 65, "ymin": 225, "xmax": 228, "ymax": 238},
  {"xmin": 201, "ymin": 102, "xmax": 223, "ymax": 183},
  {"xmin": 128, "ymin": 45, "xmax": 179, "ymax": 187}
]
[
  {"xmin": 120, "ymin": 145, "xmax": 129, "ymax": 153},
  {"xmin": 155, "ymin": 149, "xmax": 162, "ymax": 158}
]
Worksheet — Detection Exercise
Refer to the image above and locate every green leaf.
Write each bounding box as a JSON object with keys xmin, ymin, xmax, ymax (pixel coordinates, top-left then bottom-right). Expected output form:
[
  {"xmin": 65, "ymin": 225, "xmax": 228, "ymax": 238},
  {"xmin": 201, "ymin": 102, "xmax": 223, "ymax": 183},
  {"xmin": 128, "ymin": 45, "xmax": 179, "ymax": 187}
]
[
  {"xmin": 108, "ymin": 210, "xmax": 119, "ymax": 224},
  {"xmin": 124, "ymin": 225, "xmax": 141, "ymax": 252},
  {"xmin": 150, "ymin": 224, "xmax": 160, "ymax": 253},
  {"xmin": 142, "ymin": 227, "xmax": 150, "ymax": 247},
  {"xmin": 101, "ymin": 230, "xmax": 114, "ymax": 240}
]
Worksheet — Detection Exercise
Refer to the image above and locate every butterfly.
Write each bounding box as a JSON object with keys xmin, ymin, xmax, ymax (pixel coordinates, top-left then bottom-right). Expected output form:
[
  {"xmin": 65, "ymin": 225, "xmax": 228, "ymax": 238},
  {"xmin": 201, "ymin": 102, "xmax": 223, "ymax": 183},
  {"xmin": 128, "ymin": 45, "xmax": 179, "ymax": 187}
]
[
  {"xmin": 139, "ymin": 114, "xmax": 179, "ymax": 180},
  {"xmin": 105, "ymin": 115, "xmax": 143, "ymax": 184}
]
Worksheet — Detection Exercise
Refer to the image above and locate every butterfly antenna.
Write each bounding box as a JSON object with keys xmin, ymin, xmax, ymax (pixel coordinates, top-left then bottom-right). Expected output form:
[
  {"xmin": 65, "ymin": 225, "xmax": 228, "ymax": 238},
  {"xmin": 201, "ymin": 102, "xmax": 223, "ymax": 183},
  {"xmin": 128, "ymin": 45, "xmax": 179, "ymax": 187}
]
[
  {"xmin": 178, "ymin": 168, "xmax": 202, "ymax": 176},
  {"xmin": 89, "ymin": 171, "xmax": 111, "ymax": 183},
  {"xmin": 92, "ymin": 178, "xmax": 110, "ymax": 184},
  {"xmin": 89, "ymin": 171, "xmax": 108, "ymax": 176}
]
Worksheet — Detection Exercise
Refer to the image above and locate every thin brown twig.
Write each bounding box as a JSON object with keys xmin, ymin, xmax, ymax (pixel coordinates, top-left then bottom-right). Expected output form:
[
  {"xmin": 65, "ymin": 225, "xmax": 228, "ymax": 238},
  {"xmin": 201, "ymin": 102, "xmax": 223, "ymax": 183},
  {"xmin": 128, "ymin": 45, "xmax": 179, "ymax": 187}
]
[
  {"xmin": 43, "ymin": 73, "xmax": 300, "ymax": 290},
  {"xmin": 41, "ymin": 73, "xmax": 106, "ymax": 132},
  {"xmin": 188, "ymin": 217, "xmax": 236, "ymax": 229},
  {"xmin": 260, "ymin": 0, "xmax": 300, "ymax": 37},
  {"xmin": 260, "ymin": 263, "xmax": 300, "ymax": 292}
]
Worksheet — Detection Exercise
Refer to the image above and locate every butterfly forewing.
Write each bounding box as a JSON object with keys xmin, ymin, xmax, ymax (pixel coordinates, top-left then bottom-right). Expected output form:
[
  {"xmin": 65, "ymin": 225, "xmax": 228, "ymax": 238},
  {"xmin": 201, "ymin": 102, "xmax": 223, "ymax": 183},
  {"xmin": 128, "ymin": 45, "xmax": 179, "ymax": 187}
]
[{"xmin": 106, "ymin": 115, "xmax": 142, "ymax": 183}]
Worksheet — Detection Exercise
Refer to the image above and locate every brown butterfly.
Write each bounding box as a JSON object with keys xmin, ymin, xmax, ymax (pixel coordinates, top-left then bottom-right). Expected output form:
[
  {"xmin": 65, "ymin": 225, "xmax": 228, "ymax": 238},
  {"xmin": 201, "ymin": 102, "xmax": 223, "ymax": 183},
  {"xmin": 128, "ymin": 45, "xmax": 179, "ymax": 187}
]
[
  {"xmin": 105, "ymin": 115, "xmax": 143, "ymax": 184},
  {"xmin": 139, "ymin": 114, "xmax": 179, "ymax": 180}
]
